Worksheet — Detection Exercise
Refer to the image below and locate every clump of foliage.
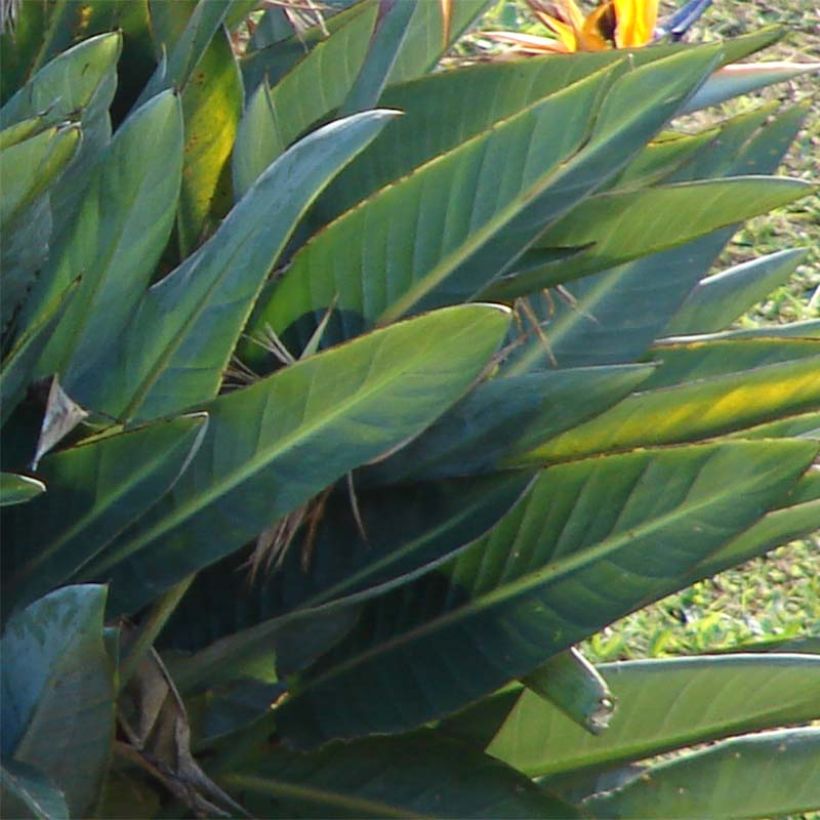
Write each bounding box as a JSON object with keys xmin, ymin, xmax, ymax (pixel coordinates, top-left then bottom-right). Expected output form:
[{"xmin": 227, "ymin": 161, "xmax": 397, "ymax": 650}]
[{"xmin": 1, "ymin": 1, "xmax": 819, "ymax": 817}]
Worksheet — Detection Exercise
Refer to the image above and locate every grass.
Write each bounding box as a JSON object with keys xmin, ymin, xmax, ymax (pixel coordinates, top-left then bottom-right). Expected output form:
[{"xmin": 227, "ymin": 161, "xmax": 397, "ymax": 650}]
[{"xmin": 467, "ymin": 0, "xmax": 820, "ymax": 662}]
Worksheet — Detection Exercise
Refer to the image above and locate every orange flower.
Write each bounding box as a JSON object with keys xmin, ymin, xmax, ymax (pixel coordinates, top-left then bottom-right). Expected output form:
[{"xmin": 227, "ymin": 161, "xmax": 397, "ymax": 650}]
[{"xmin": 486, "ymin": 0, "xmax": 661, "ymax": 54}]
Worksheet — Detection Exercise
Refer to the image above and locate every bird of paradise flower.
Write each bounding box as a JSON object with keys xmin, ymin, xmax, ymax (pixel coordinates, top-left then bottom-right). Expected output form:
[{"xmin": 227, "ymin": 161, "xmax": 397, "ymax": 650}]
[{"xmin": 484, "ymin": 0, "xmax": 714, "ymax": 53}]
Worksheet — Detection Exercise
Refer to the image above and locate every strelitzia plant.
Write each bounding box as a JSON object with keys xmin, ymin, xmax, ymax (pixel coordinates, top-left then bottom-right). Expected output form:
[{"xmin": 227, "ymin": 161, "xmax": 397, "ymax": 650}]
[{"xmin": 1, "ymin": 1, "xmax": 819, "ymax": 817}]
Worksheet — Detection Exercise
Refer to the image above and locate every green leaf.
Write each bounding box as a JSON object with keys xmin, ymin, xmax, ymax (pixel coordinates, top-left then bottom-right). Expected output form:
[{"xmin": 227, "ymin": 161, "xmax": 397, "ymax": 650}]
[
  {"xmin": 386, "ymin": 0, "xmax": 493, "ymax": 85},
  {"xmin": 275, "ymin": 440, "xmax": 817, "ymax": 747},
  {"xmin": 2, "ymin": 414, "xmax": 208, "ymax": 617},
  {"xmin": 514, "ymin": 354, "xmax": 820, "ymax": 465},
  {"xmin": 251, "ymin": 62, "xmax": 618, "ymax": 350},
  {"xmin": 176, "ymin": 26, "xmax": 243, "ymax": 256},
  {"xmin": 0, "ymin": 115, "xmax": 50, "ymax": 149},
  {"xmin": 0, "ymin": 196, "xmax": 52, "ymax": 334},
  {"xmin": 169, "ymin": 606, "xmax": 359, "ymax": 697},
  {"xmin": 22, "ymin": 91, "xmax": 183, "ymax": 380},
  {"xmin": 665, "ymin": 248, "xmax": 809, "ymax": 335},
  {"xmin": 317, "ymin": 40, "xmax": 733, "ymax": 225},
  {"xmin": 641, "ymin": 338, "xmax": 820, "ymax": 390},
  {"xmin": 135, "ymin": 0, "xmax": 231, "ymax": 108},
  {"xmin": 584, "ymin": 728, "xmax": 820, "ymax": 818},
  {"xmin": 0, "ymin": 473, "xmax": 46, "ymax": 506},
  {"xmin": 0, "ymin": 32, "xmax": 121, "ymax": 129},
  {"xmin": 609, "ymin": 128, "xmax": 718, "ymax": 189},
  {"xmin": 220, "ymin": 731, "xmax": 573, "ymax": 819},
  {"xmin": 366, "ymin": 365, "xmax": 654, "ymax": 483},
  {"xmin": 0, "ymin": 124, "xmax": 80, "ymax": 228},
  {"xmin": 705, "ymin": 319, "xmax": 820, "ymax": 341},
  {"xmin": 163, "ymin": 472, "xmax": 532, "ymax": 682},
  {"xmin": 267, "ymin": 48, "xmax": 723, "ymax": 351},
  {"xmin": 0, "ymin": 32, "xmax": 119, "ymax": 281},
  {"xmin": 687, "ymin": 468, "xmax": 820, "ymax": 583},
  {"xmin": 501, "ymin": 103, "xmax": 808, "ymax": 373},
  {"xmin": 1, "ymin": 760, "xmax": 68, "ymax": 820},
  {"xmin": 669, "ymin": 101, "xmax": 809, "ymax": 183},
  {"xmin": 485, "ymin": 654, "xmax": 820, "ymax": 779},
  {"xmin": 83, "ymin": 304, "xmax": 512, "ymax": 615},
  {"xmin": 72, "ymin": 109, "xmax": 397, "ymax": 422},
  {"xmin": 0, "ymin": 280, "xmax": 77, "ymax": 425},
  {"xmin": 0, "ymin": 28, "xmax": 118, "ymax": 204},
  {"xmin": 0, "ymin": 585, "xmax": 114, "ymax": 816},
  {"xmin": 681, "ymin": 61, "xmax": 820, "ymax": 115},
  {"xmin": 729, "ymin": 409, "xmax": 820, "ymax": 440},
  {"xmin": 232, "ymin": 2, "xmax": 377, "ymax": 197},
  {"xmin": 240, "ymin": 1, "xmax": 376, "ymax": 95},
  {"xmin": 522, "ymin": 648, "xmax": 615, "ymax": 736},
  {"xmin": 339, "ymin": 0, "xmax": 416, "ymax": 116},
  {"xmin": 501, "ymin": 234, "xmax": 729, "ymax": 372},
  {"xmin": 490, "ymin": 177, "xmax": 810, "ymax": 298}
]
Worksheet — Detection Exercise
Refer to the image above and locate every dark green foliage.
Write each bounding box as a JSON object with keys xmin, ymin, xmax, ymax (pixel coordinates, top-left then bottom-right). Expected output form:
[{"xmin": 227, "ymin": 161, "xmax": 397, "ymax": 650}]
[{"xmin": 1, "ymin": 1, "xmax": 818, "ymax": 817}]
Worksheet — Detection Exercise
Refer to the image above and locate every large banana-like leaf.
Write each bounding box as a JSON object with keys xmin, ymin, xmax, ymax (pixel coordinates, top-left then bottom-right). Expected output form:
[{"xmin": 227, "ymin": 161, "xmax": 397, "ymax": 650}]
[
  {"xmin": 670, "ymin": 101, "xmax": 809, "ymax": 182},
  {"xmin": 72, "ymin": 109, "xmax": 396, "ymax": 422},
  {"xmin": 483, "ymin": 654, "xmax": 820, "ymax": 779},
  {"xmin": 251, "ymin": 63, "xmax": 616, "ymax": 349},
  {"xmin": 0, "ymin": 585, "xmax": 114, "ymax": 817},
  {"xmin": 232, "ymin": 2, "xmax": 377, "ymax": 198},
  {"xmin": 488, "ymin": 177, "xmax": 810, "ymax": 298},
  {"xmin": 163, "ymin": 473, "xmax": 532, "ymax": 655},
  {"xmin": 366, "ymin": 365, "xmax": 654, "ymax": 483},
  {"xmin": 664, "ymin": 248, "xmax": 808, "ymax": 335},
  {"xmin": 0, "ymin": 31, "xmax": 119, "ymax": 234},
  {"xmin": 250, "ymin": 49, "xmax": 720, "ymax": 355},
  {"xmin": 79, "ymin": 304, "xmax": 512, "ymax": 615},
  {"xmin": 21, "ymin": 91, "xmax": 183, "ymax": 379},
  {"xmin": 219, "ymin": 732, "xmax": 573, "ymax": 819},
  {"xmin": 0, "ymin": 32, "xmax": 120, "ymax": 129},
  {"xmin": 0, "ymin": 124, "xmax": 80, "ymax": 227},
  {"xmin": 275, "ymin": 440, "xmax": 817, "ymax": 747},
  {"xmin": 584, "ymin": 728, "xmax": 820, "ymax": 819},
  {"xmin": 2, "ymin": 414, "xmax": 208, "ymax": 617},
  {"xmin": 318, "ymin": 35, "xmax": 773, "ymax": 223},
  {"xmin": 176, "ymin": 26, "xmax": 242, "ymax": 256},
  {"xmin": 160, "ymin": 474, "xmax": 534, "ymax": 693},
  {"xmin": 502, "ymin": 234, "xmax": 732, "ymax": 372},
  {"xmin": 0, "ymin": 33, "xmax": 119, "ymax": 323},
  {"xmin": 515, "ymin": 353, "xmax": 820, "ymax": 465},
  {"xmin": 502, "ymin": 103, "xmax": 807, "ymax": 373}
]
